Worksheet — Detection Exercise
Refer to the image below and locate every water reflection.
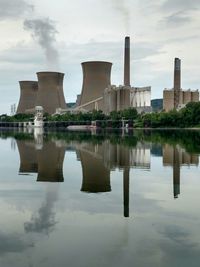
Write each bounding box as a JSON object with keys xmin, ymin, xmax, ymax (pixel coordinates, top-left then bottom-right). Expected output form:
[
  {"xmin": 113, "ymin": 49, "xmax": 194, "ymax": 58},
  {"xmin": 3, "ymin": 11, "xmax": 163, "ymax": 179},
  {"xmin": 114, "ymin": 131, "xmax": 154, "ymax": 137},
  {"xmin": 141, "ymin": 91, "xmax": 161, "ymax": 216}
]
[
  {"xmin": 163, "ymin": 144, "xmax": 199, "ymax": 198},
  {"xmin": 2, "ymin": 129, "xmax": 200, "ymax": 214},
  {"xmin": 0, "ymin": 129, "xmax": 200, "ymax": 266}
]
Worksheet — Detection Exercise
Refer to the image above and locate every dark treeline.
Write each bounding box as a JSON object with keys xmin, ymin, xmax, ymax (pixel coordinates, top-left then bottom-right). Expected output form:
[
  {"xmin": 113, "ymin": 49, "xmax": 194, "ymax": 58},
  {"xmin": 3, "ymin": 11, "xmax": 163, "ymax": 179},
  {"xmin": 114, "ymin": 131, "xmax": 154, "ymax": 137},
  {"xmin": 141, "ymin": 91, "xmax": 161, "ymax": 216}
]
[
  {"xmin": 1, "ymin": 102, "xmax": 200, "ymax": 128},
  {"xmin": 1, "ymin": 128, "xmax": 200, "ymax": 154},
  {"xmin": 140, "ymin": 102, "xmax": 200, "ymax": 128}
]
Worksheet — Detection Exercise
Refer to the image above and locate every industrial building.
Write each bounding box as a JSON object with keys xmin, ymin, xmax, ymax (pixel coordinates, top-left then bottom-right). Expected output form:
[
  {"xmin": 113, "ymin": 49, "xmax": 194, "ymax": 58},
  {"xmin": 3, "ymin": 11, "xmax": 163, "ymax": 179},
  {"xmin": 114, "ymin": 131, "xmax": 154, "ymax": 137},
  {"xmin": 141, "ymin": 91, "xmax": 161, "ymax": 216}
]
[
  {"xmin": 16, "ymin": 71, "xmax": 67, "ymax": 115},
  {"xmin": 76, "ymin": 36, "xmax": 151, "ymax": 114},
  {"xmin": 103, "ymin": 85, "xmax": 151, "ymax": 114},
  {"xmin": 16, "ymin": 36, "xmax": 151, "ymax": 116},
  {"xmin": 103, "ymin": 37, "xmax": 151, "ymax": 114},
  {"xmin": 163, "ymin": 58, "xmax": 199, "ymax": 112}
]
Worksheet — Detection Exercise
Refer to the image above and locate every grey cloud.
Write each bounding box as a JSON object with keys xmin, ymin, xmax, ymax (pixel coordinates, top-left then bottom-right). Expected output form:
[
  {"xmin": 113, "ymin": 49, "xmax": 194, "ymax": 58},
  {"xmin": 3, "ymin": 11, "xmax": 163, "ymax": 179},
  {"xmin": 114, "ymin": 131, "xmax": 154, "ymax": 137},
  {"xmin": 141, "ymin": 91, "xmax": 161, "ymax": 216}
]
[
  {"xmin": 157, "ymin": 225, "xmax": 200, "ymax": 266},
  {"xmin": 0, "ymin": 232, "xmax": 33, "ymax": 255},
  {"xmin": 111, "ymin": 0, "xmax": 131, "ymax": 32},
  {"xmin": 24, "ymin": 18, "xmax": 59, "ymax": 69},
  {"xmin": 0, "ymin": 0, "xmax": 33, "ymax": 20},
  {"xmin": 161, "ymin": 0, "xmax": 200, "ymax": 12},
  {"xmin": 162, "ymin": 11, "xmax": 192, "ymax": 27}
]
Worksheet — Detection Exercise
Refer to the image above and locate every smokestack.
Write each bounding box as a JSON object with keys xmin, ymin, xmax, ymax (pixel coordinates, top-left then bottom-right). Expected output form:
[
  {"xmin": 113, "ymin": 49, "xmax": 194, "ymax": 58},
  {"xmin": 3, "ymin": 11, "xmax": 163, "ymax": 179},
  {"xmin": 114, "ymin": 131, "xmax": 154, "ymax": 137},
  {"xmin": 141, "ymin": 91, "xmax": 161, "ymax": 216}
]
[
  {"xmin": 124, "ymin": 36, "xmax": 130, "ymax": 86},
  {"xmin": 80, "ymin": 61, "xmax": 112, "ymax": 111},
  {"xmin": 36, "ymin": 72, "xmax": 66, "ymax": 115},
  {"xmin": 17, "ymin": 81, "xmax": 38, "ymax": 114},
  {"xmin": 174, "ymin": 58, "xmax": 181, "ymax": 108},
  {"xmin": 174, "ymin": 58, "xmax": 181, "ymax": 90}
]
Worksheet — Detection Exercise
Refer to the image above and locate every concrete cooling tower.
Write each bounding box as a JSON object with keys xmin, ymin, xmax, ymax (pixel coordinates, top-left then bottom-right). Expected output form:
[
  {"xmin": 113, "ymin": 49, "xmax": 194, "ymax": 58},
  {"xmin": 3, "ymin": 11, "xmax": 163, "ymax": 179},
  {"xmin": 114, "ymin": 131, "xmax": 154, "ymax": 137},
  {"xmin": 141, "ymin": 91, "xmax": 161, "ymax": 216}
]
[
  {"xmin": 16, "ymin": 81, "xmax": 38, "ymax": 114},
  {"xmin": 79, "ymin": 61, "xmax": 112, "ymax": 111},
  {"xmin": 36, "ymin": 72, "xmax": 66, "ymax": 115}
]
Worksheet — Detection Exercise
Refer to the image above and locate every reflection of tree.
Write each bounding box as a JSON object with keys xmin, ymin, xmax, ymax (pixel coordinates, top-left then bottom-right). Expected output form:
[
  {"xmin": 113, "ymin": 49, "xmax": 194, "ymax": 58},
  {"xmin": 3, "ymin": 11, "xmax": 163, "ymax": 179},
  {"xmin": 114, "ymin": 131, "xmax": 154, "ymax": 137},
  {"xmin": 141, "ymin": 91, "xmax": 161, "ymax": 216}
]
[
  {"xmin": 24, "ymin": 186, "xmax": 58, "ymax": 235},
  {"xmin": 142, "ymin": 130, "xmax": 200, "ymax": 154}
]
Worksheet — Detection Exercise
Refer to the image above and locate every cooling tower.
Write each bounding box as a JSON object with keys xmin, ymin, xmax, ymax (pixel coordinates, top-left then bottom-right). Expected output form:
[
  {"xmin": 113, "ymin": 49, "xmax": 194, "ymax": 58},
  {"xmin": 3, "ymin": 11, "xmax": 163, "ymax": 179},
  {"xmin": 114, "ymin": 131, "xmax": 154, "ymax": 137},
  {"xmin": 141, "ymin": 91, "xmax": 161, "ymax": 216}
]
[
  {"xmin": 16, "ymin": 81, "xmax": 38, "ymax": 114},
  {"xmin": 36, "ymin": 72, "xmax": 66, "ymax": 115},
  {"xmin": 124, "ymin": 36, "xmax": 130, "ymax": 86},
  {"xmin": 79, "ymin": 61, "xmax": 112, "ymax": 111}
]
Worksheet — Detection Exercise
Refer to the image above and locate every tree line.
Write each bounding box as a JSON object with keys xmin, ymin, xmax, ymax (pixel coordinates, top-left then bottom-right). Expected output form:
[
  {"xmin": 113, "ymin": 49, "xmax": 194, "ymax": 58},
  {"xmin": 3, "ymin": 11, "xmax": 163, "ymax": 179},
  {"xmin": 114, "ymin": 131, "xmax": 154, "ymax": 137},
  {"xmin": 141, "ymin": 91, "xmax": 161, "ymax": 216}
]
[{"xmin": 1, "ymin": 102, "xmax": 200, "ymax": 128}]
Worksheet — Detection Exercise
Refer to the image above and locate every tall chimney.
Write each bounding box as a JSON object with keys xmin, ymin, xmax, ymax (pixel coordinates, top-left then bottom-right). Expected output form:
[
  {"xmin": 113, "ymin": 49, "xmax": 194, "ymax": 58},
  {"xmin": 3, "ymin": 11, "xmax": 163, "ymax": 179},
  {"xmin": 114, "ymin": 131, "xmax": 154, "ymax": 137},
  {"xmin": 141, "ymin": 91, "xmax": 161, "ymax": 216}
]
[
  {"xmin": 124, "ymin": 36, "xmax": 130, "ymax": 86},
  {"xmin": 174, "ymin": 58, "xmax": 181, "ymax": 108},
  {"xmin": 174, "ymin": 58, "xmax": 181, "ymax": 90}
]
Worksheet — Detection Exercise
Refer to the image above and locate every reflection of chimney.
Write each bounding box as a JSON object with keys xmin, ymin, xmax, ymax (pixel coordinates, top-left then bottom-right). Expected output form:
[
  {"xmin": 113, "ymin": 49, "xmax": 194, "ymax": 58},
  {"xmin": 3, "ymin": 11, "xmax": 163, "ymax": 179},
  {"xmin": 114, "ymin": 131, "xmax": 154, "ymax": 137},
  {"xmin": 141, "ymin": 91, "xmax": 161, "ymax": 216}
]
[
  {"xmin": 174, "ymin": 58, "xmax": 181, "ymax": 108},
  {"xmin": 173, "ymin": 147, "xmax": 180, "ymax": 199},
  {"xmin": 123, "ymin": 168, "xmax": 130, "ymax": 218},
  {"xmin": 124, "ymin": 36, "xmax": 130, "ymax": 86}
]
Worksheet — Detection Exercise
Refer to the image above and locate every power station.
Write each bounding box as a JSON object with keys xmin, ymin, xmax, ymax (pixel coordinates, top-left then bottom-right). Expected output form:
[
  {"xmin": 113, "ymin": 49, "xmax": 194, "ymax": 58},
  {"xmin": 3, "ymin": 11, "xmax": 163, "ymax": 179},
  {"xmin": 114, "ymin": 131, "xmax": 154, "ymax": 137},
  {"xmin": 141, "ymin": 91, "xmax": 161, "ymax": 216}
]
[
  {"xmin": 103, "ymin": 36, "xmax": 151, "ymax": 114},
  {"xmin": 163, "ymin": 58, "xmax": 199, "ymax": 111},
  {"xmin": 15, "ymin": 37, "xmax": 199, "ymax": 116}
]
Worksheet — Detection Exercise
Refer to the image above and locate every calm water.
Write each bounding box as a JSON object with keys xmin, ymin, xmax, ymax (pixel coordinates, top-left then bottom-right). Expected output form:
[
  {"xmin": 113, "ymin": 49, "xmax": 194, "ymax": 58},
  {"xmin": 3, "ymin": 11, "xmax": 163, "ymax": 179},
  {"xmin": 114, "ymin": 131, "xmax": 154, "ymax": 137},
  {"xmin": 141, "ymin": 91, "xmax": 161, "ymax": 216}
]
[{"xmin": 0, "ymin": 129, "xmax": 200, "ymax": 267}]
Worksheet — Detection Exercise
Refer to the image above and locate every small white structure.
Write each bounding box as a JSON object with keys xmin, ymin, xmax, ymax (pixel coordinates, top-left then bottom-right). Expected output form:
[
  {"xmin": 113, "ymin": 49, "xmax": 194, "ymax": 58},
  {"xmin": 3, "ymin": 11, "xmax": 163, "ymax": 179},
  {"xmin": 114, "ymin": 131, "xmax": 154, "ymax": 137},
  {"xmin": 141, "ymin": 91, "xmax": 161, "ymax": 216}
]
[{"xmin": 34, "ymin": 106, "xmax": 44, "ymax": 128}]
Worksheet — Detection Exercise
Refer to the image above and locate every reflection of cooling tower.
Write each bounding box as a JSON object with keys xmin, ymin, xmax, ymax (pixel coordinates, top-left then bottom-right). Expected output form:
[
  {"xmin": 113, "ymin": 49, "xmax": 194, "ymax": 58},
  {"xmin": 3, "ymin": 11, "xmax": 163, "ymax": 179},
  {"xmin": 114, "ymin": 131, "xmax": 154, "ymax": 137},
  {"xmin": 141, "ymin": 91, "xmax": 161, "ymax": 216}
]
[
  {"xmin": 37, "ymin": 141, "xmax": 65, "ymax": 182},
  {"xmin": 36, "ymin": 72, "xmax": 66, "ymax": 115},
  {"xmin": 79, "ymin": 149, "xmax": 111, "ymax": 193},
  {"xmin": 79, "ymin": 61, "xmax": 112, "ymax": 111},
  {"xmin": 17, "ymin": 81, "xmax": 38, "ymax": 114},
  {"xmin": 17, "ymin": 140, "xmax": 38, "ymax": 173}
]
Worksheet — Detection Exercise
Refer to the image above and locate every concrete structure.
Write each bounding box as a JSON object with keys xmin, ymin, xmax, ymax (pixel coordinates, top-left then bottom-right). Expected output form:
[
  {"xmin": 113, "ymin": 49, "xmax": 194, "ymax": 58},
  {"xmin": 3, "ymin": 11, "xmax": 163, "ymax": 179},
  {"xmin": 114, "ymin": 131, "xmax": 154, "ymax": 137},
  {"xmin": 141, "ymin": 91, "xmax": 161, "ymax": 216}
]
[
  {"xmin": 17, "ymin": 81, "xmax": 38, "ymax": 114},
  {"xmin": 79, "ymin": 61, "xmax": 112, "ymax": 111},
  {"xmin": 124, "ymin": 36, "xmax": 130, "ymax": 86},
  {"xmin": 36, "ymin": 72, "xmax": 66, "ymax": 115},
  {"xmin": 103, "ymin": 85, "xmax": 151, "ymax": 114},
  {"xmin": 103, "ymin": 36, "xmax": 151, "ymax": 114},
  {"xmin": 163, "ymin": 58, "xmax": 199, "ymax": 111}
]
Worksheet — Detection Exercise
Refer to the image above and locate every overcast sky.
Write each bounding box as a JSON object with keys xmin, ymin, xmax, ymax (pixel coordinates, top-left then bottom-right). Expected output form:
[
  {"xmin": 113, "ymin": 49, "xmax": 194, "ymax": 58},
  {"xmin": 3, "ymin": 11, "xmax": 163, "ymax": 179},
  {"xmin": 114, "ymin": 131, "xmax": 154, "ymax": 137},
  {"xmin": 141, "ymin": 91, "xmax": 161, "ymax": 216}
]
[{"xmin": 0, "ymin": 0, "xmax": 200, "ymax": 114}]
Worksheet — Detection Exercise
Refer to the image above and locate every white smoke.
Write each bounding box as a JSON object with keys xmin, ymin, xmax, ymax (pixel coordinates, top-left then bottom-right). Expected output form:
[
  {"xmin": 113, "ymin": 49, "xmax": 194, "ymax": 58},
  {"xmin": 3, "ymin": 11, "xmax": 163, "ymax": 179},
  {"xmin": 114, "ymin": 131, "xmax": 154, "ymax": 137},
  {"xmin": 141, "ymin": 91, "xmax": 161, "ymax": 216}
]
[
  {"xmin": 111, "ymin": 0, "xmax": 131, "ymax": 33},
  {"xmin": 24, "ymin": 18, "xmax": 59, "ymax": 69}
]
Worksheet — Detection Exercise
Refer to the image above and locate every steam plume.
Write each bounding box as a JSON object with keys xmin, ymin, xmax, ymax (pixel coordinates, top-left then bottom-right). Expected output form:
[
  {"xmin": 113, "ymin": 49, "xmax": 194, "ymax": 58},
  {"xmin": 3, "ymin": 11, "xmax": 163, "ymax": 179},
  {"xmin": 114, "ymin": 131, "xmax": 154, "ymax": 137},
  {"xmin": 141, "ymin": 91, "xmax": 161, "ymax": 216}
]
[
  {"xmin": 111, "ymin": 0, "xmax": 130, "ymax": 33},
  {"xmin": 24, "ymin": 18, "xmax": 59, "ymax": 69}
]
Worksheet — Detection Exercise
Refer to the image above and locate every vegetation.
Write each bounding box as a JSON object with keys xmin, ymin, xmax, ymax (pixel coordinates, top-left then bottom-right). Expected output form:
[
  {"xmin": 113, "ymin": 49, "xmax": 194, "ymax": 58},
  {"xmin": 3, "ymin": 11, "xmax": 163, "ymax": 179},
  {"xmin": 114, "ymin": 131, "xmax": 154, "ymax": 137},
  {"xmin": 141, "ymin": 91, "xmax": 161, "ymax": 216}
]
[
  {"xmin": 139, "ymin": 102, "xmax": 200, "ymax": 128},
  {"xmin": 2, "ymin": 102, "xmax": 200, "ymax": 128}
]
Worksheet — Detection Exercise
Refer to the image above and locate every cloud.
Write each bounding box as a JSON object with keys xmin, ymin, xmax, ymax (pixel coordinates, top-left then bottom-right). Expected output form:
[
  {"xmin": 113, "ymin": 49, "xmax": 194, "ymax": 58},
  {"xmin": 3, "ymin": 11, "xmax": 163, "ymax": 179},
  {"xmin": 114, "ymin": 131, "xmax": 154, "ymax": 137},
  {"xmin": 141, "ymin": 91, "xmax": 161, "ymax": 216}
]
[
  {"xmin": 162, "ymin": 11, "xmax": 192, "ymax": 27},
  {"xmin": 161, "ymin": 0, "xmax": 200, "ymax": 12},
  {"xmin": 24, "ymin": 18, "xmax": 59, "ymax": 69},
  {"xmin": 0, "ymin": 232, "xmax": 33, "ymax": 255},
  {"xmin": 0, "ymin": 0, "xmax": 33, "ymax": 20},
  {"xmin": 110, "ymin": 0, "xmax": 131, "ymax": 33}
]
